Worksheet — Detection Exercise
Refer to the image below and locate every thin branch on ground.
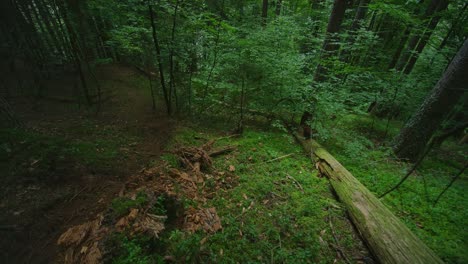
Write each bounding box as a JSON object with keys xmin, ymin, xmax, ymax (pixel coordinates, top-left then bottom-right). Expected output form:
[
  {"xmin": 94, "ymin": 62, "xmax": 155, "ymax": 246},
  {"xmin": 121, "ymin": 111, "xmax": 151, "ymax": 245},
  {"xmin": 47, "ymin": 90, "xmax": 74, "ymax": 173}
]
[{"xmin": 433, "ymin": 163, "xmax": 467, "ymax": 206}]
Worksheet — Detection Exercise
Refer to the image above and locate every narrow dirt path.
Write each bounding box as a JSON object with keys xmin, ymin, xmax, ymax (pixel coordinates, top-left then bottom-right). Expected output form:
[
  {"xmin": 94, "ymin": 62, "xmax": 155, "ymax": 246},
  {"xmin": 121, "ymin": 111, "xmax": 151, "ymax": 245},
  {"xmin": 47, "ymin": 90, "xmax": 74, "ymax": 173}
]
[{"xmin": 1, "ymin": 65, "xmax": 173, "ymax": 263}]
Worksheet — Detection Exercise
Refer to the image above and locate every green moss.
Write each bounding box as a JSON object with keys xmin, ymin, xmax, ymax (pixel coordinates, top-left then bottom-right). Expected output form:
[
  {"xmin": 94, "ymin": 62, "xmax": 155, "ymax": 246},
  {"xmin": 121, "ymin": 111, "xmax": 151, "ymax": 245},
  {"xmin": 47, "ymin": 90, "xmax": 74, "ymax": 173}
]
[
  {"xmin": 160, "ymin": 153, "xmax": 180, "ymax": 168},
  {"xmin": 152, "ymin": 126, "xmax": 363, "ymax": 263}
]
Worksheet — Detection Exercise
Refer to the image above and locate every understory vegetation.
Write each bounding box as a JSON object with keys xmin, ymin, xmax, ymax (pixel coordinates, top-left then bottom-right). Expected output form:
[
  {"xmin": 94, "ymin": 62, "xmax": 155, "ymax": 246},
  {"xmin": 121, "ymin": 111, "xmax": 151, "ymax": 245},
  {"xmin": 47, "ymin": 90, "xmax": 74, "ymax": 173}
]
[
  {"xmin": 101, "ymin": 124, "xmax": 371, "ymax": 263},
  {"xmin": 1, "ymin": 0, "xmax": 467, "ymax": 263}
]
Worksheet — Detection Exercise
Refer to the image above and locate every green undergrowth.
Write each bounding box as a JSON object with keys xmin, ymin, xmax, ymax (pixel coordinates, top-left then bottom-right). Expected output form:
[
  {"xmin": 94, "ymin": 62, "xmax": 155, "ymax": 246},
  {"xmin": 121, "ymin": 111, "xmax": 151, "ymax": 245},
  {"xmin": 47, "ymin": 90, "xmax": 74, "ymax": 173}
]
[
  {"xmin": 109, "ymin": 124, "xmax": 369, "ymax": 263},
  {"xmin": 0, "ymin": 123, "xmax": 137, "ymax": 183},
  {"xmin": 321, "ymin": 114, "xmax": 467, "ymax": 263}
]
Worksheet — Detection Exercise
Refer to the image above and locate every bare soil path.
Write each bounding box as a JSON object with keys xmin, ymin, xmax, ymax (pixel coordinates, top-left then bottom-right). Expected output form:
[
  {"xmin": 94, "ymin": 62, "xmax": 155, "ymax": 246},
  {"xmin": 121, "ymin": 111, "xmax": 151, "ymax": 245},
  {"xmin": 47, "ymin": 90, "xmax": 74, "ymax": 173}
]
[{"xmin": 1, "ymin": 65, "xmax": 173, "ymax": 263}]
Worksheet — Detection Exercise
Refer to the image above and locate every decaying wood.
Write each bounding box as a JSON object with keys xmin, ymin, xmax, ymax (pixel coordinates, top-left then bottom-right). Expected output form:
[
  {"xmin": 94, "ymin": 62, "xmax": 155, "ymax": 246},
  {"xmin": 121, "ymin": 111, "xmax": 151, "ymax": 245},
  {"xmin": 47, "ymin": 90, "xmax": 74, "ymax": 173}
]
[
  {"xmin": 208, "ymin": 146, "xmax": 237, "ymax": 157},
  {"xmin": 292, "ymin": 132, "xmax": 443, "ymax": 264}
]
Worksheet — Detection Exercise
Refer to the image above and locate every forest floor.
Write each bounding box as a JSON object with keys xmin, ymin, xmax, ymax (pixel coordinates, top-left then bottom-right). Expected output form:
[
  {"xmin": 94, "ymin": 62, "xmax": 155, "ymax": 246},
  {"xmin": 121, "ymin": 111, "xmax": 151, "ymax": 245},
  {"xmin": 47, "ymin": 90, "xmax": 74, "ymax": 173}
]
[
  {"xmin": 320, "ymin": 115, "xmax": 467, "ymax": 263},
  {"xmin": 1, "ymin": 65, "xmax": 174, "ymax": 263},
  {"xmin": 1, "ymin": 65, "xmax": 372, "ymax": 264},
  {"xmin": 1, "ymin": 64, "xmax": 466, "ymax": 263}
]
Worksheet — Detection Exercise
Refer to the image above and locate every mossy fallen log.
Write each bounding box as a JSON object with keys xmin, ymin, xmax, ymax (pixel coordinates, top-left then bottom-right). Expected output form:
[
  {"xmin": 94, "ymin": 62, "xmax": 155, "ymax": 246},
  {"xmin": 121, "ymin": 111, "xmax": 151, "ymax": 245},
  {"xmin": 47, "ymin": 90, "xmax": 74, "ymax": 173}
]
[{"xmin": 292, "ymin": 132, "xmax": 443, "ymax": 264}]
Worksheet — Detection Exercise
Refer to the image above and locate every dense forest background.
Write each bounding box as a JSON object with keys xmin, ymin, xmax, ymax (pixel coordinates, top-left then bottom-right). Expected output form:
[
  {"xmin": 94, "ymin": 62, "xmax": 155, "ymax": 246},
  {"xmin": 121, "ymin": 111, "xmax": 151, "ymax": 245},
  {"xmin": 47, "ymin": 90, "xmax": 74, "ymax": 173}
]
[{"xmin": 0, "ymin": 0, "xmax": 467, "ymax": 263}]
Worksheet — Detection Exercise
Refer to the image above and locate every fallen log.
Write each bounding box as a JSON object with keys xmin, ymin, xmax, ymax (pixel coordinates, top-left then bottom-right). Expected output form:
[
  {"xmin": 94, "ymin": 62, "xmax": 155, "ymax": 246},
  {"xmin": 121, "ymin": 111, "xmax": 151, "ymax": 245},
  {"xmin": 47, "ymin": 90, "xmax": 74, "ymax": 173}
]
[
  {"xmin": 202, "ymin": 103, "xmax": 443, "ymax": 263},
  {"xmin": 292, "ymin": 132, "xmax": 443, "ymax": 264}
]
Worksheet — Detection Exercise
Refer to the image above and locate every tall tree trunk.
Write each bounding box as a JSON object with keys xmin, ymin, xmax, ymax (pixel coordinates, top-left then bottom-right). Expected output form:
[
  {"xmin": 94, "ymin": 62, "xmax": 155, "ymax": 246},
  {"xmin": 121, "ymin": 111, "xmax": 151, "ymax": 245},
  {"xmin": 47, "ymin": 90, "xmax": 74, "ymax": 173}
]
[
  {"xmin": 310, "ymin": 0, "xmax": 324, "ymax": 36},
  {"xmin": 66, "ymin": 0, "xmax": 93, "ymax": 61},
  {"xmin": 393, "ymin": 39, "xmax": 468, "ymax": 161},
  {"xmin": 313, "ymin": 0, "xmax": 347, "ymax": 82},
  {"xmin": 340, "ymin": 0, "xmax": 371, "ymax": 62},
  {"xmin": 36, "ymin": 0, "xmax": 65, "ymax": 57},
  {"xmin": 56, "ymin": 0, "xmax": 92, "ymax": 105},
  {"xmin": 261, "ymin": 0, "xmax": 268, "ymax": 26},
  {"xmin": 367, "ymin": 10, "xmax": 377, "ymax": 30},
  {"xmin": 50, "ymin": 0, "xmax": 74, "ymax": 60},
  {"xmin": 169, "ymin": 0, "xmax": 180, "ymax": 113},
  {"xmin": 276, "ymin": 0, "xmax": 282, "ymax": 16},
  {"xmin": 388, "ymin": 27, "xmax": 411, "ymax": 69},
  {"xmin": 350, "ymin": 0, "xmax": 370, "ymax": 31},
  {"xmin": 395, "ymin": 0, "xmax": 446, "ymax": 73},
  {"xmin": 403, "ymin": 0, "xmax": 449, "ymax": 74},
  {"xmin": 148, "ymin": 0, "xmax": 171, "ymax": 115},
  {"xmin": 301, "ymin": 0, "xmax": 347, "ymax": 138}
]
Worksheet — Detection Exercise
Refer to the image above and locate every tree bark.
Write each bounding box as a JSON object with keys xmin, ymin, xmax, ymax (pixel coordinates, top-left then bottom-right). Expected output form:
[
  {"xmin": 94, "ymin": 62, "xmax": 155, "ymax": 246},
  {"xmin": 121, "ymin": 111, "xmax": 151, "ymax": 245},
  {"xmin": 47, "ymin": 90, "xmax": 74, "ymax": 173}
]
[
  {"xmin": 261, "ymin": 0, "xmax": 268, "ymax": 26},
  {"xmin": 350, "ymin": 0, "xmax": 371, "ymax": 31},
  {"xmin": 148, "ymin": 0, "xmax": 171, "ymax": 115},
  {"xmin": 340, "ymin": 0, "xmax": 371, "ymax": 62},
  {"xmin": 393, "ymin": 39, "xmax": 468, "ymax": 161},
  {"xmin": 276, "ymin": 0, "xmax": 282, "ymax": 16},
  {"xmin": 313, "ymin": 0, "xmax": 347, "ymax": 82},
  {"xmin": 292, "ymin": 133, "xmax": 443, "ymax": 264},
  {"xmin": 300, "ymin": 0, "xmax": 348, "ymax": 138},
  {"xmin": 57, "ymin": 0, "xmax": 92, "ymax": 105},
  {"xmin": 388, "ymin": 27, "xmax": 411, "ymax": 69},
  {"xmin": 169, "ymin": 0, "xmax": 181, "ymax": 112},
  {"xmin": 403, "ymin": 0, "xmax": 449, "ymax": 74},
  {"xmin": 395, "ymin": 0, "xmax": 447, "ymax": 73}
]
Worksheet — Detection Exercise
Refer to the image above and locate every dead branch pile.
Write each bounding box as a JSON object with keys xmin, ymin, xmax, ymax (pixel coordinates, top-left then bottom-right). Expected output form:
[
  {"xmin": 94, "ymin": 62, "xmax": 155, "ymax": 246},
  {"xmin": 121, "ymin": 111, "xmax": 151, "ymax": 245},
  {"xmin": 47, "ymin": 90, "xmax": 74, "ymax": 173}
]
[
  {"xmin": 57, "ymin": 140, "xmax": 237, "ymax": 263},
  {"xmin": 172, "ymin": 139, "xmax": 235, "ymax": 173}
]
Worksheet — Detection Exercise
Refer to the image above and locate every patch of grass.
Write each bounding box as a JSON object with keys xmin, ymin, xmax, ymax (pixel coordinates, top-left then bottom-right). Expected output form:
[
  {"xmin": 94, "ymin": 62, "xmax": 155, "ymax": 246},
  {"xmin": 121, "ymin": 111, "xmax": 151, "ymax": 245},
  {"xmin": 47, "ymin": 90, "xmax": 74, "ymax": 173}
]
[
  {"xmin": 321, "ymin": 114, "xmax": 468, "ymax": 263},
  {"xmin": 160, "ymin": 153, "xmax": 180, "ymax": 169}
]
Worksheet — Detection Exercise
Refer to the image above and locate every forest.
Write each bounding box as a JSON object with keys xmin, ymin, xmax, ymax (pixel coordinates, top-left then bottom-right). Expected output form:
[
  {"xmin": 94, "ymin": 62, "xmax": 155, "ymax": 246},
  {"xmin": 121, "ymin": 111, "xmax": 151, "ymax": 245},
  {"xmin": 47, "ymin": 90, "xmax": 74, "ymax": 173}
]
[{"xmin": 0, "ymin": 0, "xmax": 467, "ymax": 263}]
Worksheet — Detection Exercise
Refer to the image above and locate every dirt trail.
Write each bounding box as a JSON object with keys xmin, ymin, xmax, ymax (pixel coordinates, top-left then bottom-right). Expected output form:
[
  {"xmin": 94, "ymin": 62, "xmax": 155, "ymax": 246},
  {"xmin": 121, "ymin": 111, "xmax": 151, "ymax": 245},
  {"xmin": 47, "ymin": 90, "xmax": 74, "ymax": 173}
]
[{"xmin": 1, "ymin": 65, "xmax": 173, "ymax": 263}]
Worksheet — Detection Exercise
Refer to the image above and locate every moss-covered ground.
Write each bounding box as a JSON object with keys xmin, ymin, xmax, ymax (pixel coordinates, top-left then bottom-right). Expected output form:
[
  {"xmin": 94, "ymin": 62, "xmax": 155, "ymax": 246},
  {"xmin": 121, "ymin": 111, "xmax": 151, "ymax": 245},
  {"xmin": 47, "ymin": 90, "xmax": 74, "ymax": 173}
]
[
  {"xmin": 107, "ymin": 124, "xmax": 371, "ymax": 263},
  {"xmin": 320, "ymin": 114, "xmax": 467, "ymax": 263}
]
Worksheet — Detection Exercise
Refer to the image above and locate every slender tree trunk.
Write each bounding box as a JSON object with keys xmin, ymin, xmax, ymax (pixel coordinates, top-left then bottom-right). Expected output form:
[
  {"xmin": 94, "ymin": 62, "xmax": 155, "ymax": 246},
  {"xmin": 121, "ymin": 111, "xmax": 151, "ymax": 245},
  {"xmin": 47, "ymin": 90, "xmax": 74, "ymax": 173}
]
[
  {"xmin": 350, "ymin": 0, "xmax": 370, "ymax": 31},
  {"xmin": 169, "ymin": 0, "xmax": 180, "ymax": 113},
  {"xmin": 276, "ymin": 0, "xmax": 282, "ymax": 16},
  {"xmin": 367, "ymin": 10, "xmax": 377, "ymax": 30},
  {"xmin": 203, "ymin": 22, "xmax": 220, "ymax": 99},
  {"xmin": 314, "ymin": 0, "xmax": 347, "ymax": 82},
  {"xmin": 148, "ymin": 0, "xmax": 170, "ymax": 115},
  {"xmin": 393, "ymin": 39, "xmax": 468, "ymax": 161},
  {"xmin": 261, "ymin": 0, "xmax": 268, "ymax": 26},
  {"xmin": 300, "ymin": 0, "xmax": 347, "ymax": 138},
  {"xmin": 149, "ymin": 77, "xmax": 156, "ymax": 111},
  {"xmin": 388, "ymin": 28, "xmax": 411, "ymax": 69},
  {"xmin": 403, "ymin": 0, "xmax": 449, "ymax": 74},
  {"xmin": 57, "ymin": 0, "xmax": 92, "ymax": 105},
  {"xmin": 340, "ymin": 0, "xmax": 371, "ymax": 62},
  {"xmin": 36, "ymin": 0, "xmax": 65, "ymax": 56},
  {"xmin": 395, "ymin": 0, "xmax": 446, "ymax": 73},
  {"xmin": 50, "ymin": 0, "xmax": 74, "ymax": 60}
]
